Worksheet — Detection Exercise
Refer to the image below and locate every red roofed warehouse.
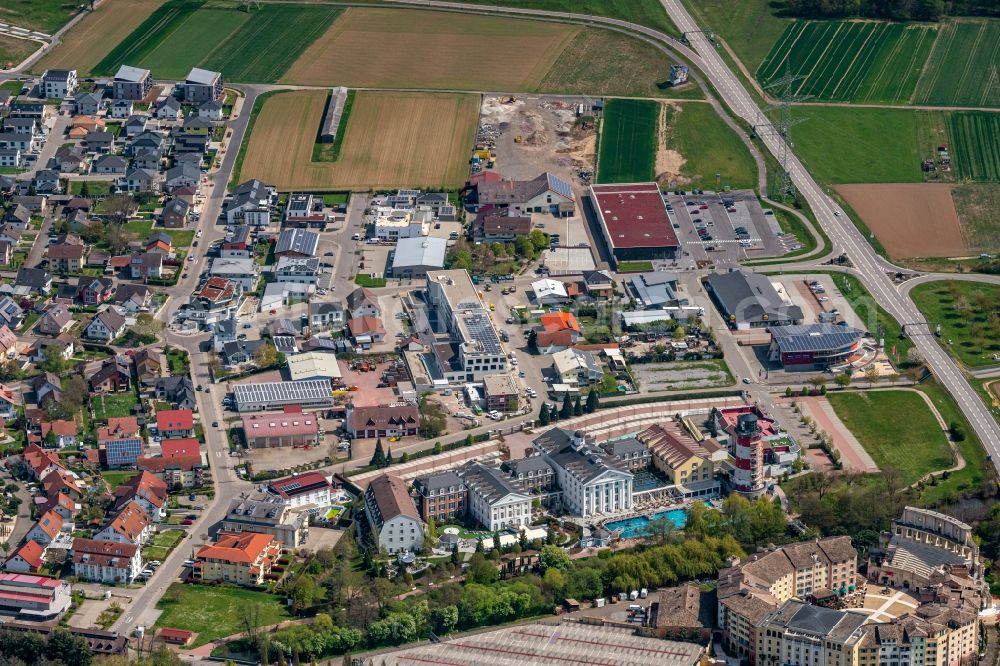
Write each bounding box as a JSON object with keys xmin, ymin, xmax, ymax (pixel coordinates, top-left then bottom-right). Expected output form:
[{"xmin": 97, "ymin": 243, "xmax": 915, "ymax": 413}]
[
  {"xmin": 241, "ymin": 408, "xmax": 319, "ymax": 449},
  {"xmin": 589, "ymin": 183, "xmax": 678, "ymax": 264},
  {"xmin": 0, "ymin": 573, "xmax": 71, "ymax": 619}
]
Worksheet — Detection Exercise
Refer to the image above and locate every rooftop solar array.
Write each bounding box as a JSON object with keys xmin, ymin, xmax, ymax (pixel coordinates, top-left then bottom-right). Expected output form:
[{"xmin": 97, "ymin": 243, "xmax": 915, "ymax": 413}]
[
  {"xmin": 770, "ymin": 324, "xmax": 864, "ymax": 353},
  {"xmin": 233, "ymin": 379, "xmax": 332, "ymax": 408},
  {"xmin": 462, "ymin": 313, "xmax": 502, "ymax": 355}
]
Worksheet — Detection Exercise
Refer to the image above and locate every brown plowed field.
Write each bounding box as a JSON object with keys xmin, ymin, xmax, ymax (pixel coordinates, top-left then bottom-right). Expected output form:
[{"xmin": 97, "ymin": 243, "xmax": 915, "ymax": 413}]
[
  {"xmin": 283, "ymin": 7, "xmax": 578, "ymax": 90},
  {"xmin": 836, "ymin": 183, "xmax": 965, "ymax": 258},
  {"xmin": 33, "ymin": 0, "xmax": 166, "ymax": 74},
  {"xmin": 240, "ymin": 89, "xmax": 478, "ymax": 191}
]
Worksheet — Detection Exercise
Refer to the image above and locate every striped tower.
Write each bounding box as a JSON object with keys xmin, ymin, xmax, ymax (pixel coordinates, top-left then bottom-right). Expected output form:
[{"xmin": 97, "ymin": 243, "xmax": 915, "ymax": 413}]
[{"xmin": 733, "ymin": 413, "xmax": 765, "ymax": 499}]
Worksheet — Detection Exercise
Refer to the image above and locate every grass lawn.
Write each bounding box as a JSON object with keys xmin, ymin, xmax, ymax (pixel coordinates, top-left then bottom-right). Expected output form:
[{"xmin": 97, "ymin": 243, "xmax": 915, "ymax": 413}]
[
  {"xmin": 93, "ymin": 393, "xmax": 138, "ymax": 419},
  {"xmin": 155, "ymin": 583, "xmax": 291, "ymax": 647},
  {"xmin": 165, "ymin": 348, "xmax": 190, "ymax": 375},
  {"xmin": 827, "ymin": 390, "xmax": 952, "ymax": 487},
  {"xmin": 0, "ymin": 80, "xmax": 22, "ymax": 94},
  {"xmin": 68, "ymin": 180, "xmax": 115, "ymax": 197},
  {"xmin": 142, "ymin": 545, "xmax": 169, "ymax": 561},
  {"xmin": 815, "ymin": 272, "xmax": 912, "ymax": 367},
  {"xmin": 0, "ymin": 0, "xmax": 79, "ymax": 32},
  {"xmin": 786, "ymin": 106, "xmax": 925, "ymax": 184},
  {"xmin": 165, "ymin": 229, "xmax": 195, "ymax": 248},
  {"xmin": 153, "ymin": 529, "xmax": 185, "ymax": 548},
  {"xmin": 617, "ymin": 260, "xmax": 654, "ymax": 272},
  {"xmin": 680, "ymin": 0, "xmax": 788, "ymax": 73},
  {"xmin": 910, "ymin": 280, "xmax": 1000, "ymax": 368},
  {"xmin": 355, "ymin": 274, "xmax": 386, "ymax": 288},
  {"xmin": 0, "ymin": 34, "xmax": 40, "ymax": 68},
  {"xmin": 101, "ymin": 470, "xmax": 136, "ymax": 490},
  {"xmin": 667, "ymin": 101, "xmax": 757, "ymax": 190},
  {"xmin": 124, "ymin": 217, "xmax": 154, "ymax": 237},
  {"xmin": 917, "ymin": 380, "xmax": 987, "ymax": 504},
  {"xmin": 597, "ymin": 98, "xmax": 658, "ymax": 183},
  {"xmin": 460, "ymin": 0, "xmax": 678, "ymax": 38}
]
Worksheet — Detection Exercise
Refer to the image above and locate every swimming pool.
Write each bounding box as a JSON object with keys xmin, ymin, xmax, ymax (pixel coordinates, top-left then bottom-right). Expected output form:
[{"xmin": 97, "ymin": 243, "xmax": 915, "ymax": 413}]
[{"xmin": 605, "ymin": 507, "xmax": 689, "ymax": 539}]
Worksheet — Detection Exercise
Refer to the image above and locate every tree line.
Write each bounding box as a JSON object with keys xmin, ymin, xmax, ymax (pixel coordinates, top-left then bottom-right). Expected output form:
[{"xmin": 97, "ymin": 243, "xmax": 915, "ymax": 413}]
[{"xmin": 781, "ymin": 0, "xmax": 998, "ymax": 20}]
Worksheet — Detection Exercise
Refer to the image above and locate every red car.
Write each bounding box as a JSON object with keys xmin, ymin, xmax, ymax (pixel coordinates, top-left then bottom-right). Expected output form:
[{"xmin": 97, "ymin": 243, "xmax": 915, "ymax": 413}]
[
  {"xmin": 181, "ymin": 519, "xmax": 193, "ymax": 525},
  {"xmin": 699, "ymin": 204, "xmax": 709, "ymax": 209},
  {"xmin": 269, "ymin": 309, "xmax": 277, "ymax": 315}
]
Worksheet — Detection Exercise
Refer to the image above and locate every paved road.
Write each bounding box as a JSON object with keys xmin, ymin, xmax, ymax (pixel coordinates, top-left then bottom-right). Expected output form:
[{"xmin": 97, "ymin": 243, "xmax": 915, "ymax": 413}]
[
  {"xmin": 657, "ymin": 0, "xmax": 1000, "ymax": 466},
  {"xmin": 110, "ymin": 88, "xmax": 258, "ymax": 636}
]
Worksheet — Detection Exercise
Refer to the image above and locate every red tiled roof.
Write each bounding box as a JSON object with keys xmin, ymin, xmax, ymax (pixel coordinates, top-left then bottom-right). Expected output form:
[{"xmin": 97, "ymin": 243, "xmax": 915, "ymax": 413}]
[
  {"xmin": 197, "ymin": 277, "xmax": 235, "ymax": 303},
  {"xmin": 41, "ymin": 419, "xmax": 76, "ymax": 438},
  {"xmin": 102, "ymin": 500, "xmax": 149, "ymax": 542},
  {"xmin": 33, "ymin": 510, "xmax": 63, "ymax": 540},
  {"xmin": 347, "ymin": 315, "xmax": 385, "ymax": 337},
  {"xmin": 196, "ymin": 532, "xmax": 275, "ymax": 564},
  {"xmin": 242, "ymin": 412, "xmax": 319, "ymax": 439},
  {"xmin": 104, "ymin": 416, "xmax": 139, "ymax": 437},
  {"xmin": 115, "ymin": 470, "xmax": 167, "ymax": 509},
  {"xmin": 137, "ymin": 454, "xmax": 202, "ymax": 473},
  {"xmin": 156, "ymin": 409, "xmax": 193, "ymax": 431},
  {"xmin": 161, "ymin": 438, "xmax": 199, "ymax": 458},
  {"xmin": 71, "ymin": 537, "xmax": 138, "ymax": 566},
  {"xmin": 10, "ymin": 540, "xmax": 44, "ymax": 569},
  {"xmin": 539, "ymin": 311, "xmax": 581, "ymax": 334},
  {"xmin": 590, "ymin": 183, "xmax": 679, "ymax": 250}
]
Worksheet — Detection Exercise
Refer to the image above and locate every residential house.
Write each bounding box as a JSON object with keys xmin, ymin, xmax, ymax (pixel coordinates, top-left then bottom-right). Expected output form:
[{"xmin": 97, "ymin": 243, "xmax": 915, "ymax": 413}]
[
  {"xmin": 274, "ymin": 228, "xmax": 318, "ymax": 258},
  {"xmin": 48, "ymin": 241, "xmax": 86, "ymax": 272},
  {"xmin": 133, "ymin": 348, "xmax": 162, "ymax": 386},
  {"xmin": 131, "ymin": 148, "xmax": 160, "ymax": 171},
  {"xmin": 126, "ymin": 131, "xmax": 164, "ymax": 157},
  {"xmin": 0, "ymin": 296, "xmax": 23, "ymax": 330},
  {"xmin": 346, "ymin": 404, "xmax": 419, "ymax": 439},
  {"xmin": 346, "ymin": 287, "xmax": 380, "ymax": 319},
  {"xmin": 163, "ymin": 163, "xmax": 199, "ymax": 193},
  {"xmin": 52, "ymin": 146, "xmax": 85, "ymax": 173},
  {"xmin": 41, "ymin": 491, "xmax": 79, "ymax": 522},
  {"xmin": 347, "ymin": 316, "xmax": 385, "ymax": 345},
  {"xmin": 472, "ymin": 213, "xmax": 531, "ymax": 242},
  {"xmin": 4, "ymin": 204, "xmax": 30, "ymax": 228},
  {"xmin": 27, "ymin": 510, "xmax": 64, "ymax": 547},
  {"xmin": 40, "ymin": 469, "xmax": 82, "ymax": 502},
  {"xmin": 5, "ymin": 540, "xmax": 45, "ymax": 573},
  {"xmin": 0, "ymin": 382, "xmax": 17, "ymax": 419},
  {"xmin": 84, "ymin": 309, "xmax": 126, "ymax": 341},
  {"xmin": 94, "ymin": 500, "xmax": 151, "ymax": 545},
  {"xmin": 0, "ymin": 149, "xmax": 20, "ymax": 169},
  {"xmin": 77, "ymin": 276, "xmax": 114, "ymax": 305},
  {"xmin": 309, "ymin": 301, "xmax": 345, "ymax": 331},
  {"xmin": 582, "ymin": 270, "xmax": 615, "ymax": 298},
  {"xmin": 33, "ymin": 170, "xmax": 61, "ymax": 194},
  {"xmin": 34, "ymin": 304, "xmax": 74, "ymax": 335},
  {"xmin": 112, "ymin": 65, "xmax": 152, "ymax": 101},
  {"xmin": 71, "ymin": 538, "xmax": 141, "ymax": 584},
  {"xmin": 20, "ymin": 443, "xmax": 63, "ymax": 481},
  {"xmin": 0, "ymin": 325, "xmax": 16, "ymax": 359},
  {"xmin": 156, "ymin": 409, "xmax": 194, "ymax": 439},
  {"xmin": 154, "ymin": 97, "xmax": 181, "ymax": 121},
  {"xmin": 110, "ymin": 99, "xmax": 133, "ymax": 119},
  {"xmin": 74, "ymin": 92, "xmax": 104, "ymax": 116},
  {"xmin": 551, "ymin": 348, "xmax": 604, "ymax": 385},
  {"xmin": 41, "ymin": 69, "xmax": 78, "ymax": 99},
  {"xmin": 115, "ymin": 283, "xmax": 152, "ymax": 313},
  {"xmin": 468, "ymin": 172, "xmax": 575, "ymax": 217},
  {"xmin": 220, "ymin": 493, "xmax": 306, "ymax": 548},
  {"xmin": 225, "ymin": 179, "xmax": 275, "ymax": 226},
  {"xmin": 0, "ymin": 132, "xmax": 36, "ymax": 153},
  {"xmin": 274, "ymin": 256, "xmax": 319, "ymax": 285},
  {"xmin": 193, "ymin": 532, "xmax": 281, "ymax": 586},
  {"xmin": 161, "ymin": 198, "xmax": 189, "ymax": 228},
  {"xmin": 220, "ymin": 226, "xmax": 251, "ymax": 258},
  {"xmin": 208, "ymin": 257, "xmax": 258, "ymax": 291},
  {"xmin": 5, "ymin": 117, "xmax": 37, "ymax": 135},
  {"xmin": 113, "ymin": 471, "xmax": 168, "ymax": 522},
  {"xmin": 181, "ymin": 67, "xmax": 224, "ymax": 103},
  {"xmin": 197, "ymin": 99, "xmax": 223, "ymax": 121},
  {"xmin": 92, "ymin": 154, "xmax": 127, "ymax": 176},
  {"xmin": 154, "ymin": 376, "xmax": 196, "ymax": 411},
  {"xmin": 16, "ymin": 268, "xmax": 52, "ymax": 295},
  {"xmin": 28, "ymin": 374, "xmax": 61, "ymax": 408},
  {"xmin": 29, "ymin": 334, "xmax": 75, "ymax": 364},
  {"xmin": 145, "ymin": 232, "xmax": 173, "ymax": 256},
  {"xmin": 83, "ymin": 130, "xmax": 114, "ymax": 154},
  {"xmin": 9, "ymin": 101, "xmax": 44, "ymax": 120},
  {"xmin": 119, "ymin": 167, "xmax": 158, "ymax": 193},
  {"xmin": 221, "ymin": 339, "xmax": 265, "ymax": 367},
  {"xmin": 87, "ymin": 355, "xmax": 131, "ymax": 393},
  {"xmin": 123, "ymin": 115, "xmax": 149, "ymax": 138},
  {"xmin": 531, "ymin": 278, "xmax": 571, "ymax": 306},
  {"xmin": 182, "ymin": 277, "xmax": 241, "ymax": 325},
  {"xmin": 129, "ymin": 252, "xmax": 163, "ymax": 280},
  {"xmin": 211, "ymin": 317, "xmax": 237, "ymax": 353},
  {"xmin": 40, "ymin": 420, "xmax": 77, "ymax": 449},
  {"xmin": 535, "ymin": 311, "xmax": 582, "ymax": 353},
  {"xmin": 364, "ymin": 474, "xmax": 424, "ymax": 554},
  {"xmin": 137, "ymin": 453, "xmax": 203, "ymax": 490}
]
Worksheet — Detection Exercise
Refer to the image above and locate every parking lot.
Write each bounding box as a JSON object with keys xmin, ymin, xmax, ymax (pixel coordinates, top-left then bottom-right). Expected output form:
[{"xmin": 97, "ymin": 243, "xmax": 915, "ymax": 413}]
[{"xmin": 665, "ymin": 190, "xmax": 789, "ymax": 267}]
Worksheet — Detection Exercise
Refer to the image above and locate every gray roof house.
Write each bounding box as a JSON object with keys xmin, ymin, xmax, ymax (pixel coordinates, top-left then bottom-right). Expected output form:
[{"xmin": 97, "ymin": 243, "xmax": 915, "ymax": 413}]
[
  {"xmin": 274, "ymin": 228, "xmax": 318, "ymax": 258},
  {"xmin": 120, "ymin": 167, "xmax": 158, "ymax": 193},
  {"xmin": 309, "ymin": 301, "xmax": 345, "ymax": 331},
  {"xmin": 74, "ymin": 91, "xmax": 104, "ymax": 116},
  {"xmin": 16, "ymin": 268, "xmax": 52, "ymax": 295},
  {"xmin": 33, "ymin": 169, "xmax": 61, "ymax": 194},
  {"xmin": 92, "ymin": 154, "xmax": 128, "ymax": 175},
  {"xmin": 154, "ymin": 97, "xmax": 182, "ymax": 120},
  {"xmin": 132, "ymin": 148, "xmax": 161, "ymax": 171},
  {"xmin": 83, "ymin": 130, "xmax": 114, "ymax": 153},
  {"xmin": 163, "ymin": 163, "xmax": 200, "ymax": 192}
]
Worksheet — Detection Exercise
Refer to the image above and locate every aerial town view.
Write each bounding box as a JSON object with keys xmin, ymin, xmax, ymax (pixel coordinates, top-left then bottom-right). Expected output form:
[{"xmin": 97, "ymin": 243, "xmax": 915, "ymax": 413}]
[{"xmin": 0, "ymin": 0, "xmax": 997, "ymax": 664}]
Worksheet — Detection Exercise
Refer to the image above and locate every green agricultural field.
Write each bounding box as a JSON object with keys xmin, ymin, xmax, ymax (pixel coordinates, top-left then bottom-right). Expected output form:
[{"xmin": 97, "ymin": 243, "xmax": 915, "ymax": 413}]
[
  {"xmin": 665, "ymin": 101, "xmax": 757, "ymax": 190},
  {"xmin": 914, "ymin": 19, "xmax": 1000, "ymax": 108},
  {"xmin": 597, "ymin": 98, "xmax": 658, "ymax": 183},
  {"xmin": 949, "ymin": 112, "xmax": 1000, "ymax": 182},
  {"xmin": 0, "ymin": 0, "xmax": 79, "ymax": 33},
  {"xmin": 827, "ymin": 390, "xmax": 952, "ymax": 487},
  {"xmin": 758, "ymin": 21, "xmax": 936, "ymax": 104},
  {"xmin": 910, "ymin": 280, "xmax": 1000, "ymax": 368},
  {"xmin": 457, "ymin": 0, "xmax": 678, "ymax": 37},
  {"xmin": 787, "ymin": 106, "xmax": 925, "ymax": 183},
  {"xmin": 953, "ymin": 184, "xmax": 1000, "ymax": 251},
  {"xmin": 155, "ymin": 583, "xmax": 291, "ymax": 647},
  {"xmin": 93, "ymin": 0, "xmax": 339, "ymax": 82}
]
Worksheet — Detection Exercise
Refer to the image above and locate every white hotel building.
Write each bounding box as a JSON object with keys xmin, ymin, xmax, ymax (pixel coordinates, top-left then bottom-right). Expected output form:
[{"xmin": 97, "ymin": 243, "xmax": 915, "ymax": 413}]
[{"xmin": 532, "ymin": 428, "xmax": 633, "ymax": 518}]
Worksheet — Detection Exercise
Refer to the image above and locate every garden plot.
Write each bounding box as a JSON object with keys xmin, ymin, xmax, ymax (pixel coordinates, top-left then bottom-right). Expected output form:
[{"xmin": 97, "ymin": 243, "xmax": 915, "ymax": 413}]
[{"xmin": 632, "ymin": 359, "xmax": 734, "ymax": 392}]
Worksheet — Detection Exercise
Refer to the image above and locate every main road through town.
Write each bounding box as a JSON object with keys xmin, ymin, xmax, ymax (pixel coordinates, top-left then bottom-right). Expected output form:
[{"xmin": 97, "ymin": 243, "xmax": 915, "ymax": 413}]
[{"xmin": 655, "ymin": 0, "xmax": 1000, "ymax": 466}]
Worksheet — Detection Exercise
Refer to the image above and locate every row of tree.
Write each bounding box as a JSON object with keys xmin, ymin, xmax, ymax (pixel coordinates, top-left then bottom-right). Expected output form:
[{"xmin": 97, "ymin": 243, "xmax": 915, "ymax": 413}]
[
  {"xmin": 538, "ymin": 389, "xmax": 599, "ymax": 425},
  {"xmin": 781, "ymin": 0, "xmax": 998, "ymax": 20}
]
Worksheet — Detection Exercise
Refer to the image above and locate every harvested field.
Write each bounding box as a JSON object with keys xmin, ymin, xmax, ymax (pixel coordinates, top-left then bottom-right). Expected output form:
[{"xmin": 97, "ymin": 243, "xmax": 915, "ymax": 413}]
[
  {"xmin": 0, "ymin": 34, "xmax": 40, "ymax": 69},
  {"xmin": 33, "ymin": 0, "xmax": 166, "ymax": 75},
  {"xmin": 952, "ymin": 184, "xmax": 1000, "ymax": 252},
  {"xmin": 284, "ymin": 8, "xmax": 577, "ymax": 90},
  {"xmin": 240, "ymin": 90, "xmax": 478, "ymax": 191},
  {"xmin": 836, "ymin": 183, "xmax": 964, "ymax": 259}
]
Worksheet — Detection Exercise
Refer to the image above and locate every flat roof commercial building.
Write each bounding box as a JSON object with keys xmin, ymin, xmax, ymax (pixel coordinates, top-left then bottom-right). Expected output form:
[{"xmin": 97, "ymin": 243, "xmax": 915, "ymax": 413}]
[
  {"xmin": 241, "ymin": 408, "xmax": 320, "ymax": 449},
  {"xmin": 232, "ymin": 379, "xmax": 332, "ymax": 412},
  {"xmin": 705, "ymin": 270, "xmax": 804, "ymax": 330},
  {"xmin": 589, "ymin": 183, "xmax": 678, "ymax": 264},
  {"xmin": 768, "ymin": 323, "xmax": 866, "ymax": 371},
  {"xmin": 0, "ymin": 573, "xmax": 72, "ymax": 619},
  {"xmin": 390, "ymin": 237, "xmax": 447, "ymax": 279}
]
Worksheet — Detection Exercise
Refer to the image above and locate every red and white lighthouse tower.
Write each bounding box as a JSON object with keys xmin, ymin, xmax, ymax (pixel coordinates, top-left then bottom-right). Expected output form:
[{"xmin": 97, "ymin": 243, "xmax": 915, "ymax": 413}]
[{"xmin": 733, "ymin": 413, "xmax": 765, "ymax": 499}]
